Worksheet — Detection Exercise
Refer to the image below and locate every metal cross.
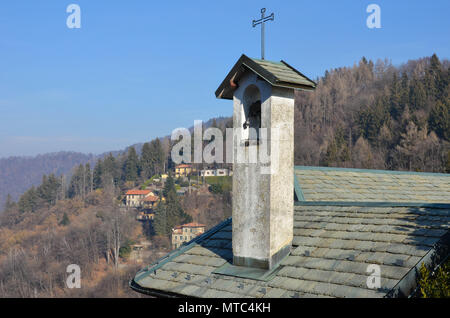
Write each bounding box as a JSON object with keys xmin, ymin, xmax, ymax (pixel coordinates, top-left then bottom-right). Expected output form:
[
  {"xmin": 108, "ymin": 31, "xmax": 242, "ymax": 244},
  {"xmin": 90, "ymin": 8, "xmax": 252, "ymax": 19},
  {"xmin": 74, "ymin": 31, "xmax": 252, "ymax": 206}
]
[{"xmin": 252, "ymin": 8, "xmax": 274, "ymax": 60}]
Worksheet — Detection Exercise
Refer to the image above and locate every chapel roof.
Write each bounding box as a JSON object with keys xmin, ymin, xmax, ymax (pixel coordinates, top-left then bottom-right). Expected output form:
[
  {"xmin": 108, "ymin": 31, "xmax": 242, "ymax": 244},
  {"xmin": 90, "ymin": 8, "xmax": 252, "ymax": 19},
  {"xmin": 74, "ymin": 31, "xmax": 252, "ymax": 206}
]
[
  {"xmin": 130, "ymin": 166, "xmax": 450, "ymax": 298},
  {"xmin": 215, "ymin": 54, "xmax": 316, "ymax": 100}
]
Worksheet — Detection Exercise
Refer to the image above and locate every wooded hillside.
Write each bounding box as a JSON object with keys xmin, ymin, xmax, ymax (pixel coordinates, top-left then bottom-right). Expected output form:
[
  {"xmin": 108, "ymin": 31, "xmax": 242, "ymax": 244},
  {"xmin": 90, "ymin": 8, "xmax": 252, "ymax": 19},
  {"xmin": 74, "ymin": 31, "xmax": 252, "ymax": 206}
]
[
  {"xmin": 0, "ymin": 152, "xmax": 94, "ymax": 213},
  {"xmin": 294, "ymin": 54, "xmax": 449, "ymax": 172}
]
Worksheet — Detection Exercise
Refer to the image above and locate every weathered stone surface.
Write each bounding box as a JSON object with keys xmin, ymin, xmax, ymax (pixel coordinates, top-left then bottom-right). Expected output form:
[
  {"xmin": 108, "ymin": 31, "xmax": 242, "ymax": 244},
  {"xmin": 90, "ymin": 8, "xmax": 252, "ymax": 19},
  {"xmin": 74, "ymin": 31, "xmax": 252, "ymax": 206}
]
[{"xmin": 232, "ymin": 72, "xmax": 294, "ymax": 269}]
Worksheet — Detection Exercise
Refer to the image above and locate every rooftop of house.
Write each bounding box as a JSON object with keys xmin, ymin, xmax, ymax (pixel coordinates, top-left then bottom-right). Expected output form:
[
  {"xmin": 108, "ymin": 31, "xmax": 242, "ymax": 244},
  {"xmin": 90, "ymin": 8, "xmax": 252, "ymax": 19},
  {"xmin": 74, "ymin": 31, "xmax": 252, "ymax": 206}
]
[
  {"xmin": 143, "ymin": 195, "xmax": 159, "ymax": 202},
  {"xmin": 176, "ymin": 164, "xmax": 192, "ymax": 169},
  {"xmin": 126, "ymin": 189, "xmax": 152, "ymax": 196},
  {"xmin": 174, "ymin": 223, "xmax": 206, "ymax": 230},
  {"xmin": 172, "ymin": 223, "xmax": 206, "ymax": 235},
  {"xmin": 131, "ymin": 166, "xmax": 450, "ymax": 298}
]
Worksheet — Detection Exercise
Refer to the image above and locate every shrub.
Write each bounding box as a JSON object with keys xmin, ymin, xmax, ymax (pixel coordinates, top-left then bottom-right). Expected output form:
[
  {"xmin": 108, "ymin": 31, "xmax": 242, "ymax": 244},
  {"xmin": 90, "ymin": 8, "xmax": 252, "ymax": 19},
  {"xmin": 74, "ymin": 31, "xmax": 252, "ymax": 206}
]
[
  {"xmin": 209, "ymin": 183, "xmax": 223, "ymax": 194},
  {"xmin": 418, "ymin": 259, "xmax": 450, "ymax": 298},
  {"xmin": 59, "ymin": 212, "xmax": 70, "ymax": 226}
]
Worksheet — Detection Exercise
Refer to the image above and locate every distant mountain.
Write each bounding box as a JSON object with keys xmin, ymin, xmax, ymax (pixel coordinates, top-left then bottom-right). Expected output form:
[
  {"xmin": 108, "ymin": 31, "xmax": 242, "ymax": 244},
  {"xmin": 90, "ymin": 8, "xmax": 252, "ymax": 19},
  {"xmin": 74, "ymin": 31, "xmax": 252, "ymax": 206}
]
[
  {"xmin": 0, "ymin": 116, "xmax": 232, "ymax": 213},
  {"xmin": 0, "ymin": 152, "xmax": 95, "ymax": 211}
]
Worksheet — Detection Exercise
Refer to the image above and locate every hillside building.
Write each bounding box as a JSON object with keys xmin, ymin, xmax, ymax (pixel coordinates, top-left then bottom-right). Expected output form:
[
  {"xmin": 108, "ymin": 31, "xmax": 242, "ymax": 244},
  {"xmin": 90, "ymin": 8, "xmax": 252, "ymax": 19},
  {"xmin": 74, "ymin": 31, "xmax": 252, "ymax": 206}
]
[
  {"xmin": 125, "ymin": 189, "xmax": 154, "ymax": 208},
  {"xmin": 171, "ymin": 223, "xmax": 206, "ymax": 249}
]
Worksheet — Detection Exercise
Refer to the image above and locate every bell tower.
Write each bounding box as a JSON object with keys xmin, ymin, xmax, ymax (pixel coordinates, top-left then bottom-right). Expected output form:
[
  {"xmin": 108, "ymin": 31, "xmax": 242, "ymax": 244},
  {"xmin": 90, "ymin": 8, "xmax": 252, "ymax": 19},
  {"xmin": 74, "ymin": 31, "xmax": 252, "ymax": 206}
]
[{"xmin": 216, "ymin": 55, "xmax": 316, "ymax": 270}]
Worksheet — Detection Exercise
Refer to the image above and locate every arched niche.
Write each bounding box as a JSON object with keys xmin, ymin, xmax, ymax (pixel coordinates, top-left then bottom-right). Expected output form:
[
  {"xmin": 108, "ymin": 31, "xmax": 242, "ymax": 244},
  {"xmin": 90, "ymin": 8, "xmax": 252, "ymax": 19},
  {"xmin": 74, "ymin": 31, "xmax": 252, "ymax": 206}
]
[{"xmin": 241, "ymin": 84, "xmax": 262, "ymax": 144}]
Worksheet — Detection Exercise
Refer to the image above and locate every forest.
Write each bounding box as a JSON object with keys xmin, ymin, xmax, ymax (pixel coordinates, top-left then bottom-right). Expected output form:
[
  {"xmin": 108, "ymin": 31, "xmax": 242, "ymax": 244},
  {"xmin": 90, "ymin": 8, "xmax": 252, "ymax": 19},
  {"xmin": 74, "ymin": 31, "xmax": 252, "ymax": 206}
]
[{"xmin": 294, "ymin": 54, "xmax": 449, "ymax": 172}]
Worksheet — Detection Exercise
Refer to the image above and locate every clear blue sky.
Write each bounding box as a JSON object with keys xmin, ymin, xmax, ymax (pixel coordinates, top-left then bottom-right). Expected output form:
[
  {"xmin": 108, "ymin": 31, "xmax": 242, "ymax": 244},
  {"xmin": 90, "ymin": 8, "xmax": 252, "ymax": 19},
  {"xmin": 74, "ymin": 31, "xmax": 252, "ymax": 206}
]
[{"xmin": 0, "ymin": 0, "xmax": 449, "ymax": 157}]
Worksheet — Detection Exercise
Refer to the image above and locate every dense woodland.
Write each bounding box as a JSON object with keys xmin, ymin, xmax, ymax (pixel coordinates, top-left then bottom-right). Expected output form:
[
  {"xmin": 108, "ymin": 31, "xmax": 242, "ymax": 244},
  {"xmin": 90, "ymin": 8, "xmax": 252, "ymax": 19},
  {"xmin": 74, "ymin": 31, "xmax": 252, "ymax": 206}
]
[
  {"xmin": 0, "ymin": 54, "xmax": 448, "ymax": 297},
  {"xmin": 294, "ymin": 54, "xmax": 449, "ymax": 172}
]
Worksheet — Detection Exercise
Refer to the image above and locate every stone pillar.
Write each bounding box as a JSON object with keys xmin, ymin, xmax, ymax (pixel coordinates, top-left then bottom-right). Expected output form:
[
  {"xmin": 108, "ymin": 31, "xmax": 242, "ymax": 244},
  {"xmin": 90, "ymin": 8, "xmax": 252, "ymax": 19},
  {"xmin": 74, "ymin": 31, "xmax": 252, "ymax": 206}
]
[{"xmin": 232, "ymin": 72, "xmax": 294, "ymax": 270}]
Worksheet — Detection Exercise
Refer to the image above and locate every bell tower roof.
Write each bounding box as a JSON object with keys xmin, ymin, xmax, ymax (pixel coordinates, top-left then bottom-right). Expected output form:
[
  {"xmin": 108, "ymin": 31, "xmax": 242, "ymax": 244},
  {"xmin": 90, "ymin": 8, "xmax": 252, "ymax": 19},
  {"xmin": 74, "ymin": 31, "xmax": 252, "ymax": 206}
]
[{"xmin": 215, "ymin": 54, "xmax": 316, "ymax": 100}]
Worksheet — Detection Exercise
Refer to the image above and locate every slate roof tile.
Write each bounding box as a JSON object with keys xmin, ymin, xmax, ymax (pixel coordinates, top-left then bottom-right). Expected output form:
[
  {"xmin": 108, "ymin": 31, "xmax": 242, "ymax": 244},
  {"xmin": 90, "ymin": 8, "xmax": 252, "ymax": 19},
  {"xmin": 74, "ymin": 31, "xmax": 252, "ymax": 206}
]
[
  {"xmin": 295, "ymin": 167, "xmax": 450, "ymax": 203},
  {"xmin": 132, "ymin": 167, "xmax": 450, "ymax": 298}
]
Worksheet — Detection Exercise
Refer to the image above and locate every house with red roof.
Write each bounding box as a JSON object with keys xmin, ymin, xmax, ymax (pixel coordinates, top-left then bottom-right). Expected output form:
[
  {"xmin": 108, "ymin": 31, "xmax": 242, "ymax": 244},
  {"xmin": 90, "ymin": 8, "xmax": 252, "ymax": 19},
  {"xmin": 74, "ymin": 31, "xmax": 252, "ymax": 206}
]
[
  {"xmin": 171, "ymin": 223, "xmax": 205, "ymax": 249},
  {"xmin": 125, "ymin": 189, "xmax": 154, "ymax": 208}
]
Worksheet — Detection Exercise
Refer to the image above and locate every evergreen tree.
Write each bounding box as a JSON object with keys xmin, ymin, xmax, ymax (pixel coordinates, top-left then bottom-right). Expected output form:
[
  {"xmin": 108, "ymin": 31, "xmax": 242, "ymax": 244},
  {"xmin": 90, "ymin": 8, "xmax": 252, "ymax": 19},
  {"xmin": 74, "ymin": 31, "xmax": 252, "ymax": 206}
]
[
  {"xmin": 67, "ymin": 164, "xmax": 85, "ymax": 198},
  {"xmin": 152, "ymin": 200, "xmax": 168, "ymax": 236},
  {"xmin": 163, "ymin": 173, "xmax": 175, "ymax": 198},
  {"xmin": 429, "ymin": 99, "xmax": 450, "ymax": 141},
  {"xmin": 153, "ymin": 184, "xmax": 192, "ymax": 237},
  {"xmin": 425, "ymin": 54, "xmax": 444, "ymax": 99},
  {"xmin": 389, "ymin": 73, "xmax": 402, "ymax": 119},
  {"xmin": 400, "ymin": 72, "xmax": 409, "ymax": 110},
  {"xmin": 103, "ymin": 153, "xmax": 120, "ymax": 186},
  {"xmin": 60, "ymin": 212, "xmax": 70, "ymax": 226},
  {"xmin": 409, "ymin": 76, "xmax": 426, "ymax": 111},
  {"xmin": 358, "ymin": 96, "xmax": 389, "ymax": 144},
  {"xmin": 124, "ymin": 147, "xmax": 139, "ymax": 182},
  {"xmin": 18, "ymin": 186, "xmax": 39, "ymax": 213},
  {"xmin": 93, "ymin": 159, "xmax": 103, "ymax": 190},
  {"xmin": 140, "ymin": 142, "xmax": 154, "ymax": 180},
  {"xmin": 151, "ymin": 138, "xmax": 166, "ymax": 175},
  {"xmin": 37, "ymin": 174, "xmax": 61, "ymax": 205}
]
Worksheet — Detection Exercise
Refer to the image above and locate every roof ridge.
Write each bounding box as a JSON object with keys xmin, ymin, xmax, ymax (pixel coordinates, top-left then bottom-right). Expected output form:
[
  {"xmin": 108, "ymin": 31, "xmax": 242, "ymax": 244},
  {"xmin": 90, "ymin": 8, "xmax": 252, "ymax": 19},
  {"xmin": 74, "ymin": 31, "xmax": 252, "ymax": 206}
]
[
  {"xmin": 295, "ymin": 201, "xmax": 450, "ymax": 208},
  {"xmin": 295, "ymin": 165, "xmax": 450, "ymax": 177}
]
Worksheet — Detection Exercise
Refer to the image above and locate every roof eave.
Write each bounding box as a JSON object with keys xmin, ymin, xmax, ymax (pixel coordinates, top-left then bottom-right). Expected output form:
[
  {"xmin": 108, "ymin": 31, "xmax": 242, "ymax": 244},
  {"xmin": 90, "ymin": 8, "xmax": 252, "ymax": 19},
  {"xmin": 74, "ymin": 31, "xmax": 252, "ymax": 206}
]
[
  {"xmin": 129, "ymin": 279, "xmax": 190, "ymax": 298},
  {"xmin": 215, "ymin": 54, "xmax": 316, "ymax": 100}
]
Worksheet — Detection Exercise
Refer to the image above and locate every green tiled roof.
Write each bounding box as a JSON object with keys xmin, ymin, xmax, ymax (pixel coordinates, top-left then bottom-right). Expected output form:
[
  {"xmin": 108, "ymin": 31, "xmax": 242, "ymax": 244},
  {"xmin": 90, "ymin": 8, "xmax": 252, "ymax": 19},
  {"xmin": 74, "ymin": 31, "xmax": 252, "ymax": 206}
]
[
  {"xmin": 131, "ymin": 203, "xmax": 450, "ymax": 298},
  {"xmin": 250, "ymin": 58, "xmax": 316, "ymax": 88},
  {"xmin": 295, "ymin": 166, "xmax": 450, "ymax": 203},
  {"xmin": 215, "ymin": 54, "xmax": 316, "ymax": 100}
]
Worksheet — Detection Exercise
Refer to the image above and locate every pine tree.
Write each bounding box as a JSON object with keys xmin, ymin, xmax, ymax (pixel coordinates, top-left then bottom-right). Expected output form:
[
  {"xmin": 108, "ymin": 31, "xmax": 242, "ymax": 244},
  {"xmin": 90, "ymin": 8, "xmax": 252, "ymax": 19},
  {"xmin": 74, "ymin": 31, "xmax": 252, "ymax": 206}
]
[
  {"xmin": 409, "ymin": 76, "xmax": 426, "ymax": 111},
  {"xmin": 60, "ymin": 212, "xmax": 70, "ymax": 226},
  {"xmin": 163, "ymin": 173, "xmax": 176, "ymax": 198},
  {"xmin": 153, "ymin": 183, "xmax": 192, "ymax": 237},
  {"xmin": 124, "ymin": 147, "xmax": 139, "ymax": 182},
  {"xmin": 429, "ymin": 99, "xmax": 449, "ymax": 141},
  {"xmin": 103, "ymin": 153, "xmax": 120, "ymax": 186},
  {"xmin": 93, "ymin": 159, "xmax": 103, "ymax": 190},
  {"xmin": 153, "ymin": 200, "xmax": 168, "ymax": 236},
  {"xmin": 425, "ymin": 54, "xmax": 444, "ymax": 99},
  {"xmin": 400, "ymin": 72, "xmax": 409, "ymax": 110},
  {"xmin": 37, "ymin": 174, "xmax": 61, "ymax": 205},
  {"xmin": 140, "ymin": 142, "xmax": 154, "ymax": 180},
  {"xmin": 390, "ymin": 73, "xmax": 402, "ymax": 119},
  {"xmin": 18, "ymin": 186, "xmax": 39, "ymax": 213},
  {"xmin": 152, "ymin": 138, "xmax": 165, "ymax": 175},
  {"xmin": 68, "ymin": 165, "xmax": 85, "ymax": 198}
]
